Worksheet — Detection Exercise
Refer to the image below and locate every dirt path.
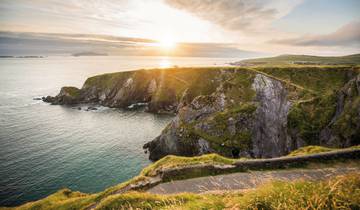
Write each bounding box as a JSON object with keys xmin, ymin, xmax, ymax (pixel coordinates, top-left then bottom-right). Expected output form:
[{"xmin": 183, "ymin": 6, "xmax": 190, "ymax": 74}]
[{"xmin": 147, "ymin": 167, "xmax": 359, "ymax": 194}]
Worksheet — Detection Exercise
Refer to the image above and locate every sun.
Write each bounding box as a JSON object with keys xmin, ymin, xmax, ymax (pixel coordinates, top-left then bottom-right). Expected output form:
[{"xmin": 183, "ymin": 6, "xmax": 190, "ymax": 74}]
[{"xmin": 157, "ymin": 36, "xmax": 176, "ymax": 50}]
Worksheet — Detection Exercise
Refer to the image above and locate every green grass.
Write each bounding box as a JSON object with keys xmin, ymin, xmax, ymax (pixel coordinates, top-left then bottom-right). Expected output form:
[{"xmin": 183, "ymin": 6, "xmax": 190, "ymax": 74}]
[
  {"xmin": 186, "ymin": 103, "xmax": 256, "ymax": 154},
  {"xmin": 140, "ymin": 145, "xmax": 360, "ymax": 178},
  {"xmin": 61, "ymin": 87, "xmax": 81, "ymax": 98},
  {"xmin": 287, "ymin": 93, "xmax": 337, "ymax": 145},
  {"xmin": 11, "ymin": 188, "xmax": 93, "ymax": 210},
  {"xmin": 254, "ymin": 66, "xmax": 358, "ymax": 94},
  {"xmin": 227, "ymin": 172, "xmax": 360, "ymax": 210},
  {"xmin": 287, "ymin": 145, "xmax": 360, "ymax": 157},
  {"xmin": 239, "ymin": 54, "xmax": 360, "ymax": 65},
  {"xmin": 8, "ymin": 146, "xmax": 360, "ymax": 209},
  {"xmin": 333, "ymin": 96, "xmax": 360, "ymax": 142},
  {"xmin": 103, "ymin": 66, "xmax": 359, "ymax": 153},
  {"xmin": 287, "ymin": 146, "xmax": 334, "ymax": 157},
  {"xmin": 14, "ymin": 145, "xmax": 356, "ymax": 209},
  {"xmin": 140, "ymin": 153, "xmax": 237, "ymax": 177},
  {"xmin": 12, "ymin": 173, "xmax": 360, "ymax": 210}
]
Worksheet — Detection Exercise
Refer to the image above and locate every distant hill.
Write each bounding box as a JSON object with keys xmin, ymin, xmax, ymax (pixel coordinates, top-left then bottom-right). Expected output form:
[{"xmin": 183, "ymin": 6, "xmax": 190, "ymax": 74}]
[
  {"xmin": 234, "ymin": 54, "xmax": 360, "ymax": 66},
  {"xmin": 72, "ymin": 52, "xmax": 108, "ymax": 57}
]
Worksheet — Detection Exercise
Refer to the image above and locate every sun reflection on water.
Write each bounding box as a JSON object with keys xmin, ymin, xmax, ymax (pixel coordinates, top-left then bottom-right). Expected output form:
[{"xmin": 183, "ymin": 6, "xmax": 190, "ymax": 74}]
[{"xmin": 159, "ymin": 58, "xmax": 172, "ymax": 68}]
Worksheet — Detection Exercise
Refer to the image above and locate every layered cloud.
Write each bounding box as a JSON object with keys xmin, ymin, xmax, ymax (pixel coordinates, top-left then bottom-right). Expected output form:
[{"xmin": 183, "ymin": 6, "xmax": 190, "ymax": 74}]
[
  {"xmin": 270, "ymin": 21, "xmax": 360, "ymax": 47},
  {"xmin": 0, "ymin": 31, "xmax": 262, "ymax": 58},
  {"xmin": 164, "ymin": 0, "xmax": 302, "ymax": 32},
  {"xmin": 0, "ymin": 0, "xmax": 358, "ymax": 55}
]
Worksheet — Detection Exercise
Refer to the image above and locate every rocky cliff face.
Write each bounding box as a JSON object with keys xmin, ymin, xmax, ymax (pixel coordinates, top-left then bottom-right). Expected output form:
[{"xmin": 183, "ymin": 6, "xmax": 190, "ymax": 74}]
[
  {"xmin": 44, "ymin": 67, "xmax": 360, "ymax": 160},
  {"xmin": 44, "ymin": 70, "xmax": 182, "ymax": 113},
  {"xmin": 319, "ymin": 74, "xmax": 360, "ymax": 147},
  {"xmin": 251, "ymin": 74, "xmax": 292, "ymax": 158}
]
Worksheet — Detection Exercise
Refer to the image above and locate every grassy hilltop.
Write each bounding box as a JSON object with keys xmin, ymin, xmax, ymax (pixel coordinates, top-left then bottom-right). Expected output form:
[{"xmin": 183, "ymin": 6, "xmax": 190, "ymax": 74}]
[{"xmin": 234, "ymin": 53, "xmax": 360, "ymax": 66}]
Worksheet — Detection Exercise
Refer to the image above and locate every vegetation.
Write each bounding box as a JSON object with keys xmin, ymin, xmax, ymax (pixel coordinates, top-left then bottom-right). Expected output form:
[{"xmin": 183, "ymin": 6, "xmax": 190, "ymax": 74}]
[
  {"xmin": 139, "ymin": 145, "xmax": 359, "ymax": 178},
  {"xmin": 332, "ymin": 96, "xmax": 360, "ymax": 144},
  {"xmin": 287, "ymin": 145, "xmax": 360, "ymax": 157},
  {"xmin": 61, "ymin": 87, "xmax": 81, "ymax": 98},
  {"xmin": 10, "ymin": 173, "xmax": 360, "ymax": 210},
  {"xmin": 15, "ymin": 65, "xmax": 360, "ymax": 209},
  {"xmin": 254, "ymin": 66, "xmax": 358, "ymax": 94},
  {"xmin": 238, "ymin": 53, "xmax": 360, "ymax": 65},
  {"xmin": 226, "ymin": 172, "xmax": 360, "ymax": 210},
  {"xmin": 80, "ymin": 66, "xmax": 359, "ymax": 151},
  {"xmin": 6, "ymin": 145, "xmax": 360, "ymax": 209},
  {"xmin": 287, "ymin": 145, "xmax": 334, "ymax": 156},
  {"xmin": 141, "ymin": 154, "xmax": 237, "ymax": 177},
  {"xmin": 287, "ymin": 93, "xmax": 337, "ymax": 145},
  {"xmin": 188, "ymin": 103, "xmax": 256, "ymax": 154},
  {"xmin": 11, "ymin": 189, "xmax": 93, "ymax": 210}
]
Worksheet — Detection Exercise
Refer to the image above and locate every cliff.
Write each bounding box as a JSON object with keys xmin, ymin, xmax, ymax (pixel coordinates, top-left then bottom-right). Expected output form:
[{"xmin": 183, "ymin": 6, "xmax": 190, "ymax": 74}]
[
  {"xmin": 43, "ymin": 66, "xmax": 360, "ymax": 160},
  {"xmin": 10, "ymin": 146, "xmax": 360, "ymax": 209}
]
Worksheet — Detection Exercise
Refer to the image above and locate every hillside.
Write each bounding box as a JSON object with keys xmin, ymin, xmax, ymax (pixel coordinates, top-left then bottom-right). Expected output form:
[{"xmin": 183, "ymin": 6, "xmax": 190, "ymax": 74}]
[
  {"xmin": 43, "ymin": 66, "xmax": 360, "ymax": 161},
  {"xmin": 7, "ymin": 146, "xmax": 360, "ymax": 209},
  {"xmin": 233, "ymin": 53, "xmax": 360, "ymax": 66}
]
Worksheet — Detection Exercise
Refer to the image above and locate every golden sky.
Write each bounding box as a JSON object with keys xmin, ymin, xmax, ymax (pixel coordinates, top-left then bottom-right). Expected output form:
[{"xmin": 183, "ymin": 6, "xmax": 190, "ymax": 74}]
[{"xmin": 0, "ymin": 0, "xmax": 359, "ymax": 56}]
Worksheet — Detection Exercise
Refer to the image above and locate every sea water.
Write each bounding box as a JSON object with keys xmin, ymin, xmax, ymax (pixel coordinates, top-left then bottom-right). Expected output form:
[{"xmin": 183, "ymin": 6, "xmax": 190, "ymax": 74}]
[{"xmin": 0, "ymin": 56, "xmax": 239, "ymax": 206}]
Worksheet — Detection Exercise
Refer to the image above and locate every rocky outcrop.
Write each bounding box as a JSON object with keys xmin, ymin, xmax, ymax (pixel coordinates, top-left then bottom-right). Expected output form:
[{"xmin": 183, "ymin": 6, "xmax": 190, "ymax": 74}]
[
  {"xmin": 43, "ymin": 87, "xmax": 81, "ymax": 105},
  {"xmin": 143, "ymin": 92, "xmax": 227, "ymax": 160},
  {"xmin": 144, "ymin": 72, "xmax": 293, "ymax": 160},
  {"xmin": 320, "ymin": 74, "xmax": 360, "ymax": 147},
  {"xmin": 251, "ymin": 74, "xmax": 292, "ymax": 158},
  {"xmin": 44, "ymin": 67, "xmax": 360, "ymax": 161},
  {"xmin": 43, "ymin": 70, "xmax": 181, "ymax": 112}
]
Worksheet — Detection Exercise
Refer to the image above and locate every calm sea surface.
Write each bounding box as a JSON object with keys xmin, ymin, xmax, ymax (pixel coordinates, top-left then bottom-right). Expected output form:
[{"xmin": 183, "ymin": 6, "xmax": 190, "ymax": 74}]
[{"xmin": 0, "ymin": 56, "xmax": 239, "ymax": 206}]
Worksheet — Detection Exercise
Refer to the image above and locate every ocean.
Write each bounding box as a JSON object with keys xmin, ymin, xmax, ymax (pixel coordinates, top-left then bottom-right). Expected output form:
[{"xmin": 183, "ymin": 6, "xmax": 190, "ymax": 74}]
[{"xmin": 0, "ymin": 56, "xmax": 239, "ymax": 206}]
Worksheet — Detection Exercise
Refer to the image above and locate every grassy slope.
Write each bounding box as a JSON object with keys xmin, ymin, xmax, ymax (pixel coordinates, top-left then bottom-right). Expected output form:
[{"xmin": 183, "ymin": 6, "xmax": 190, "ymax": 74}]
[
  {"xmin": 287, "ymin": 145, "xmax": 360, "ymax": 156},
  {"xmin": 239, "ymin": 53, "xmax": 360, "ymax": 65},
  {"xmin": 9, "ymin": 172, "xmax": 360, "ymax": 210},
  {"xmin": 141, "ymin": 145, "xmax": 360, "ymax": 177},
  {"xmin": 95, "ymin": 173, "xmax": 360, "ymax": 210},
  {"xmin": 9, "ymin": 146, "xmax": 360, "ymax": 210}
]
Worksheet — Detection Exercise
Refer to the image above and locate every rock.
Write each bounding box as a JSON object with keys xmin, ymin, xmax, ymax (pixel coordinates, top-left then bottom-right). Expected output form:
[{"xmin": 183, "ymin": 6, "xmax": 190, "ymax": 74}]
[
  {"xmin": 127, "ymin": 102, "xmax": 148, "ymax": 110},
  {"xmin": 43, "ymin": 67, "xmax": 360, "ymax": 160},
  {"xmin": 42, "ymin": 87, "xmax": 81, "ymax": 105},
  {"xmin": 42, "ymin": 96, "xmax": 56, "ymax": 103},
  {"xmin": 319, "ymin": 74, "xmax": 360, "ymax": 147},
  {"xmin": 251, "ymin": 74, "xmax": 291, "ymax": 158},
  {"xmin": 33, "ymin": 97, "xmax": 42, "ymax": 100},
  {"xmin": 86, "ymin": 106, "xmax": 98, "ymax": 111},
  {"xmin": 144, "ymin": 73, "xmax": 291, "ymax": 160}
]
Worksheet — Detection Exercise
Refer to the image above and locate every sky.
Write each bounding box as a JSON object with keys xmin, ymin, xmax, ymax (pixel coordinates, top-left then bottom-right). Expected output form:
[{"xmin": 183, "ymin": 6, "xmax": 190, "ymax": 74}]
[{"xmin": 0, "ymin": 0, "xmax": 359, "ymax": 56}]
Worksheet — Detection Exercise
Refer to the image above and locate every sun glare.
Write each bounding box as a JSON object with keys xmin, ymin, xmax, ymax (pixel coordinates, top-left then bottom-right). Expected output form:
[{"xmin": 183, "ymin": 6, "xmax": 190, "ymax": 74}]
[
  {"xmin": 158, "ymin": 37, "xmax": 176, "ymax": 50},
  {"xmin": 159, "ymin": 58, "xmax": 172, "ymax": 68}
]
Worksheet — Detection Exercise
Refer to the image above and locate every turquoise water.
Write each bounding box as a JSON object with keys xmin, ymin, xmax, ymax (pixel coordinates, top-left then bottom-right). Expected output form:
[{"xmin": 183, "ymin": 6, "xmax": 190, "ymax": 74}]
[{"xmin": 0, "ymin": 56, "xmax": 237, "ymax": 206}]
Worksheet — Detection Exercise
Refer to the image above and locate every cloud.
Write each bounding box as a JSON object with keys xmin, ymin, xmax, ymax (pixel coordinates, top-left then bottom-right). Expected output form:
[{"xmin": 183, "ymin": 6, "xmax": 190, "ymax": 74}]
[
  {"xmin": 269, "ymin": 21, "xmax": 360, "ymax": 47},
  {"xmin": 164, "ymin": 0, "xmax": 302, "ymax": 32},
  {"xmin": 0, "ymin": 31, "xmax": 263, "ymax": 57}
]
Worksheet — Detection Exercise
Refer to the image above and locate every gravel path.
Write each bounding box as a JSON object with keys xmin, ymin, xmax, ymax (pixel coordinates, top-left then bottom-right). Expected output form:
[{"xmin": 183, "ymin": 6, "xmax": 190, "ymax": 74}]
[{"xmin": 147, "ymin": 167, "xmax": 359, "ymax": 194}]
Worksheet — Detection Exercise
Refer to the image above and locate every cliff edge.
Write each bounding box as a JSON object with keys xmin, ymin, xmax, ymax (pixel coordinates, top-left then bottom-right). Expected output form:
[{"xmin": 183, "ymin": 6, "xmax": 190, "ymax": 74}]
[{"xmin": 43, "ymin": 66, "xmax": 360, "ymax": 160}]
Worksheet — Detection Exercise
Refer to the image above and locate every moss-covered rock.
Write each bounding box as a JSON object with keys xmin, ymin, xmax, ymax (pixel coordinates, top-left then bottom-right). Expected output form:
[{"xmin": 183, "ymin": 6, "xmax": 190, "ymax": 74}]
[
  {"xmin": 287, "ymin": 93, "xmax": 337, "ymax": 145},
  {"xmin": 44, "ymin": 66, "xmax": 360, "ymax": 160},
  {"xmin": 43, "ymin": 86, "xmax": 81, "ymax": 105}
]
